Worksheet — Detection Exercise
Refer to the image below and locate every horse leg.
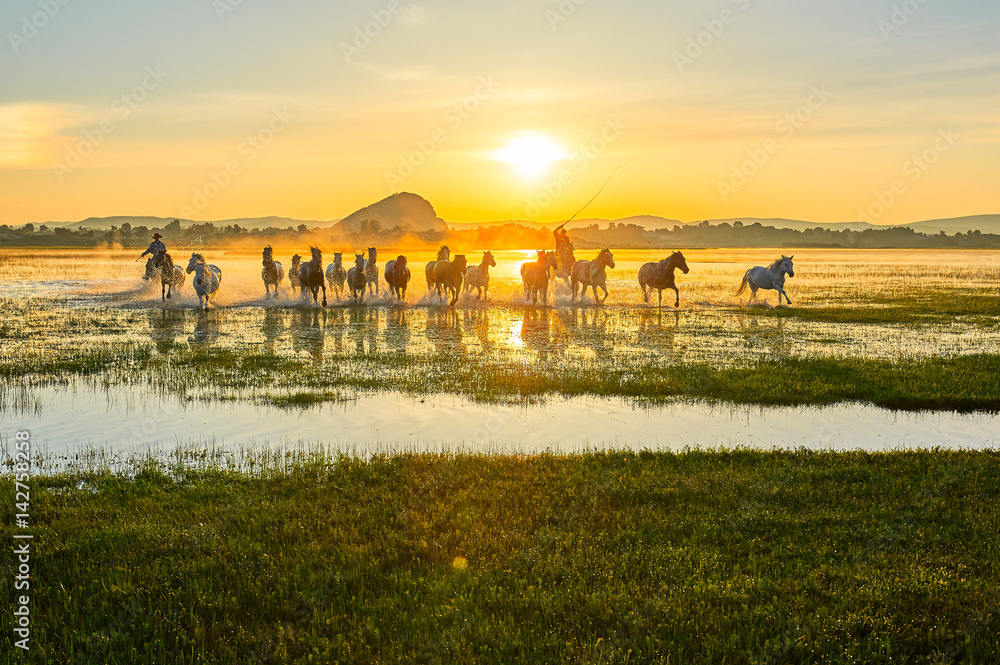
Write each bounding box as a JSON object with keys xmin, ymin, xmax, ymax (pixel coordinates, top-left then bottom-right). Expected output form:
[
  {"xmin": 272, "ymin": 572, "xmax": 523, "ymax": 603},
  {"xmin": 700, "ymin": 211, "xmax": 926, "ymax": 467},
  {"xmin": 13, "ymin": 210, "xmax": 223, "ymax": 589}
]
[
  {"xmin": 673, "ymin": 286, "xmax": 680, "ymax": 308},
  {"xmin": 321, "ymin": 285, "xmax": 327, "ymax": 308},
  {"xmin": 780, "ymin": 287, "xmax": 791, "ymax": 305}
]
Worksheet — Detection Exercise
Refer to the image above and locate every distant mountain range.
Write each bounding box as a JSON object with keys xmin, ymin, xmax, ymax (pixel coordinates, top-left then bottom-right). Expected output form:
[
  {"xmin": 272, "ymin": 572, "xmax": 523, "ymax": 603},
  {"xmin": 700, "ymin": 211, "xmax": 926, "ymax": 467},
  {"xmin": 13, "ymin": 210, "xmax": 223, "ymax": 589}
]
[{"xmin": 22, "ymin": 194, "xmax": 1000, "ymax": 237}]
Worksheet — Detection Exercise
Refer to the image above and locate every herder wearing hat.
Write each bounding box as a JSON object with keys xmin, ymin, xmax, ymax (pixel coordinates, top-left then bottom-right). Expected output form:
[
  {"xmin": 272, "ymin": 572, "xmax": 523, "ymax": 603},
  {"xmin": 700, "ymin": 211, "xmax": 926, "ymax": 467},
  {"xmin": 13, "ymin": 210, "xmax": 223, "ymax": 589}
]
[{"xmin": 140, "ymin": 233, "xmax": 167, "ymax": 267}]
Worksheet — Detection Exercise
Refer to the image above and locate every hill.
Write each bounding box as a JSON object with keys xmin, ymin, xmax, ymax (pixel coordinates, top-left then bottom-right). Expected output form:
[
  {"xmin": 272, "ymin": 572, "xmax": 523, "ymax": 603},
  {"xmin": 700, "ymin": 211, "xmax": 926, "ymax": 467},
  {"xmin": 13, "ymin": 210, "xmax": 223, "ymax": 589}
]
[{"xmin": 333, "ymin": 192, "xmax": 447, "ymax": 235}]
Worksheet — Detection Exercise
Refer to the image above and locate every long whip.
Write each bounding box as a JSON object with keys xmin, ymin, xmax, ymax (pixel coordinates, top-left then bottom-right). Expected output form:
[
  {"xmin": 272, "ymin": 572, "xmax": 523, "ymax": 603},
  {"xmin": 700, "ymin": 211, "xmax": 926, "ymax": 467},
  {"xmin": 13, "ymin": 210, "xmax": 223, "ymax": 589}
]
[{"xmin": 563, "ymin": 163, "xmax": 628, "ymax": 225}]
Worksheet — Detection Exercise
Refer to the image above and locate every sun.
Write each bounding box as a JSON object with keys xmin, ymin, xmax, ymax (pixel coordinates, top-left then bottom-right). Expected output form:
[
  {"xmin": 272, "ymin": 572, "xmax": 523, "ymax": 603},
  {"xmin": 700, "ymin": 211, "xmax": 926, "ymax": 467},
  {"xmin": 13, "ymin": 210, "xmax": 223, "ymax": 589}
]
[{"xmin": 495, "ymin": 135, "xmax": 567, "ymax": 177}]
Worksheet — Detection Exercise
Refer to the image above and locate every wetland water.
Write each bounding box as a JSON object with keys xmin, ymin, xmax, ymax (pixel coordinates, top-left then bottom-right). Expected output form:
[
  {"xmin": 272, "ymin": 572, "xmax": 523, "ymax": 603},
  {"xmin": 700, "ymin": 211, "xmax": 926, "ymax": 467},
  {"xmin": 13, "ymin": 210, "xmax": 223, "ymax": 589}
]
[
  {"xmin": 3, "ymin": 384, "xmax": 997, "ymax": 462},
  {"xmin": 2, "ymin": 247, "xmax": 998, "ymax": 458}
]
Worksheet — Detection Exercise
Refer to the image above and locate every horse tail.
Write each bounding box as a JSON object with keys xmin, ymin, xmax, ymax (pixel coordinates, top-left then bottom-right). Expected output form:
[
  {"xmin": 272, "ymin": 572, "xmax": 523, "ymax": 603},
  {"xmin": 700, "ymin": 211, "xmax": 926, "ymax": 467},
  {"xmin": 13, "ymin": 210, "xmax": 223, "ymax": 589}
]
[{"xmin": 735, "ymin": 269, "xmax": 751, "ymax": 296}]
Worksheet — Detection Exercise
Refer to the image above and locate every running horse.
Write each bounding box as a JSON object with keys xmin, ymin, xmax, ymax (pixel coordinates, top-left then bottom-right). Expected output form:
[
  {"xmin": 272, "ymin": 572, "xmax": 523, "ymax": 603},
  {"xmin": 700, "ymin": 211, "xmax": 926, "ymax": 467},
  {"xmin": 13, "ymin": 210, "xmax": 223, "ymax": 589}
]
[
  {"xmin": 425, "ymin": 245, "xmax": 450, "ymax": 292},
  {"xmin": 297, "ymin": 246, "xmax": 327, "ymax": 307},
  {"xmin": 571, "ymin": 248, "xmax": 615, "ymax": 304},
  {"xmin": 521, "ymin": 252, "xmax": 557, "ymax": 306},
  {"xmin": 638, "ymin": 251, "xmax": 690, "ymax": 308},
  {"xmin": 325, "ymin": 252, "xmax": 346, "ymax": 300},
  {"xmin": 261, "ymin": 246, "xmax": 284, "ymax": 298},
  {"xmin": 346, "ymin": 253, "xmax": 367, "ymax": 303},
  {"xmin": 463, "ymin": 250, "xmax": 496, "ymax": 300},
  {"xmin": 433, "ymin": 254, "xmax": 468, "ymax": 306},
  {"xmin": 384, "ymin": 255, "xmax": 411, "ymax": 302},
  {"xmin": 158, "ymin": 252, "xmax": 185, "ymax": 301},
  {"xmin": 185, "ymin": 253, "xmax": 222, "ymax": 311},
  {"xmin": 364, "ymin": 247, "xmax": 379, "ymax": 296},
  {"xmin": 289, "ymin": 254, "xmax": 302, "ymax": 290},
  {"xmin": 736, "ymin": 255, "xmax": 795, "ymax": 305}
]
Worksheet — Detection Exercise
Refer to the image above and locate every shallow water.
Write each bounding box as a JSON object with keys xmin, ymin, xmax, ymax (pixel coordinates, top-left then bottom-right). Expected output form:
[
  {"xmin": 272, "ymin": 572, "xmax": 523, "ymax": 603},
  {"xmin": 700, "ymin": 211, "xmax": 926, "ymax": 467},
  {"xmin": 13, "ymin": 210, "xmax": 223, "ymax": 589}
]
[
  {"xmin": 2, "ymin": 247, "xmax": 998, "ymax": 458},
  {"xmin": 3, "ymin": 383, "xmax": 996, "ymax": 463}
]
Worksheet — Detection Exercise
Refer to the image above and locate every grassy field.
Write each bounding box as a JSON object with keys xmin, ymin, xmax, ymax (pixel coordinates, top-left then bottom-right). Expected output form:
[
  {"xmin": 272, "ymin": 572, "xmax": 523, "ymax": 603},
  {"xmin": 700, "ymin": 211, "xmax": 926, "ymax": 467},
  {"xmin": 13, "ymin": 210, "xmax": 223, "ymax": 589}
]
[{"xmin": 2, "ymin": 450, "xmax": 998, "ymax": 664}]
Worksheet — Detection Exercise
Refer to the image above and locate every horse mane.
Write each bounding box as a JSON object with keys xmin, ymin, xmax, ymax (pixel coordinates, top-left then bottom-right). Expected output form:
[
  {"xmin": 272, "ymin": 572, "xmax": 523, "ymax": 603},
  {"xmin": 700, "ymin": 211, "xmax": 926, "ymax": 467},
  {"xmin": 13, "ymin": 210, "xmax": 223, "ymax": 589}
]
[
  {"xmin": 437, "ymin": 245, "xmax": 449, "ymax": 260},
  {"xmin": 190, "ymin": 253, "xmax": 203, "ymax": 262},
  {"xmin": 769, "ymin": 257, "xmax": 783, "ymax": 270},
  {"xmin": 162, "ymin": 253, "xmax": 174, "ymax": 271}
]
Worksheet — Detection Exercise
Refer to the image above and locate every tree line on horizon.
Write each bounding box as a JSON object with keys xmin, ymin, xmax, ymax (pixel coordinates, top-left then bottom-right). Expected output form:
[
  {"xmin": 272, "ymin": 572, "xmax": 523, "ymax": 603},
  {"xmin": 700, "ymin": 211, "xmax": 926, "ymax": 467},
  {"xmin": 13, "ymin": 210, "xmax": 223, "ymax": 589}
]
[{"xmin": 1, "ymin": 218, "xmax": 998, "ymax": 250}]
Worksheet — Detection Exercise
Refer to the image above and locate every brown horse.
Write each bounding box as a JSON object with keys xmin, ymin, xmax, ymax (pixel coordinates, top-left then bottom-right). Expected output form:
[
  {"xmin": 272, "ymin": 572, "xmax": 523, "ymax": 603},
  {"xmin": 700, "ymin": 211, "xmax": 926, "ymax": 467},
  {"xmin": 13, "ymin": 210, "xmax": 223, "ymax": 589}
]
[
  {"xmin": 159, "ymin": 252, "xmax": 185, "ymax": 301},
  {"xmin": 425, "ymin": 245, "xmax": 450, "ymax": 291},
  {"xmin": 521, "ymin": 252, "xmax": 557, "ymax": 305},
  {"xmin": 638, "ymin": 251, "xmax": 690, "ymax": 308},
  {"xmin": 346, "ymin": 253, "xmax": 367, "ymax": 303},
  {"xmin": 463, "ymin": 250, "xmax": 496, "ymax": 300},
  {"xmin": 571, "ymin": 248, "xmax": 615, "ymax": 304},
  {"xmin": 433, "ymin": 254, "xmax": 468, "ymax": 306},
  {"xmin": 297, "ymin": 247, "xmax": 327, "ymax": 307},
  {"xmin": 384, "ymin": 255, "xmax": 410, "ymax": 302}
]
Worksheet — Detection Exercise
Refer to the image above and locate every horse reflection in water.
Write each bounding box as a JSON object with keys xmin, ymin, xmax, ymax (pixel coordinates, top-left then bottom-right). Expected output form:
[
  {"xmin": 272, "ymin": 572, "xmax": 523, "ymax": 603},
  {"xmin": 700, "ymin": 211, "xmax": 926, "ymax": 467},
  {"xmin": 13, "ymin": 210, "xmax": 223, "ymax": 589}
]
[
  {"xmin": 463, "ymin": 308, "xmax": 493, "ymax": 354},
  {"xmin": 557, "ymin": 307, "xmax": 611, "ymax": 356},
  {"xmin": 261, "ymin": 307, "xmax": 284, "ymax": 354},
  {"xmin": 519, "ymin": 308, "xmax": 560, "ymax": 360},
  {"xmin": 189, "ymin": 311, "xmax": 221, "ymax": 349},
  {"xmin": 291, "ymin": 308, "xmax": 325, "ymax": 364},
  {"xmin": 425, "ymin": 309, "xmax": 465, "ymax": 355},
  {"xmin": 635, "ymin": 309, "xmax": 680, "ymax": 356},
  {"xmin": 348, "ymin": 307, "xmax": 380, "ymax": 355},
  {"xmin": 148, "ymin": 309, "xmax": 187, "ymax": 355},
  {"xmin": 385, "ymin": 308, "xmax": 411, "ymax": 354},
  {"xmin": 738, "ymin": 315, "xmax": 792, "ymax": 359}
]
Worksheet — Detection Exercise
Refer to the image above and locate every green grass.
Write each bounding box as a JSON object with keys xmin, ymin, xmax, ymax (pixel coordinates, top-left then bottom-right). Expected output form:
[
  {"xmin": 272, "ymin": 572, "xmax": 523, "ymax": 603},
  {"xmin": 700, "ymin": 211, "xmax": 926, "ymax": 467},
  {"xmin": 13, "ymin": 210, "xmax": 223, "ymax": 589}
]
[
  {"xmin": 748, "ymin": 293, "xmax": 1000, "ymax": 326},
  {"xmin": 2, "ymin": 450, "xmax": 998, "ymax": 664},
  {"xmin": 5, "ymin": 341, "xmax": 1000, "ymax": 410}
]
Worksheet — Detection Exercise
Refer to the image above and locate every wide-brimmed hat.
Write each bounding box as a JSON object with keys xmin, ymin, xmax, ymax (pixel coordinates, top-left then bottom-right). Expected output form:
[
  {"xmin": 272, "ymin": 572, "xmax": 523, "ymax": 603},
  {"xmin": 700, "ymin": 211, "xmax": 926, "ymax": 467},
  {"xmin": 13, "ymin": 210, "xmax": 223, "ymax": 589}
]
[{"xmin": 153, "ymin": 233, "xmax": 163, "ymax": 239}]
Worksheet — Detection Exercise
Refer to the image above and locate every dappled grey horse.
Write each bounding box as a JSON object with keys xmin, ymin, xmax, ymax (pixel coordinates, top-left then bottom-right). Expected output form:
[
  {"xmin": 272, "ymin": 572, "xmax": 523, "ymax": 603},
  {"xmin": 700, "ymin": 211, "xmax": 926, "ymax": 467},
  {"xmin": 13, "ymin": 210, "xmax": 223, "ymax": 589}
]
[{"xmin": 736, "ymin": 255, "xmax": 794, "ymax": 305}]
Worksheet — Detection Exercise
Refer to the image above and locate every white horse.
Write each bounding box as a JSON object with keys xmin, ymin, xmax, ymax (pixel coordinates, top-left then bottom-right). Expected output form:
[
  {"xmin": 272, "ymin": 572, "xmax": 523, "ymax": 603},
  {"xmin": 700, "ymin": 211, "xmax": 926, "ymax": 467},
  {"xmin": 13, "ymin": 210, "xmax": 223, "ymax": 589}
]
[
  {"xmin": 736, "ymin": 255, "xmax": 795, "ymax": 305},
  {"xmin": 185, "ymin": 253, "xmax": 222, "ymax": 311},
  {"xmin": 325, "ymin": 253, "xmax": 346, "ymax": 300}
]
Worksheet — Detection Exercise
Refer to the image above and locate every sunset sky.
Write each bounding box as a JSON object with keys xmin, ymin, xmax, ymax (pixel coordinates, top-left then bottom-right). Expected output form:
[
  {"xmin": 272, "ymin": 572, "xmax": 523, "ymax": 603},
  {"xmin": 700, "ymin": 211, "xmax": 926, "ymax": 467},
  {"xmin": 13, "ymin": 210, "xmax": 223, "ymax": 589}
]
[{"xmin": 1, "ymin": 0, "xmax": 997, "ymax": 226}]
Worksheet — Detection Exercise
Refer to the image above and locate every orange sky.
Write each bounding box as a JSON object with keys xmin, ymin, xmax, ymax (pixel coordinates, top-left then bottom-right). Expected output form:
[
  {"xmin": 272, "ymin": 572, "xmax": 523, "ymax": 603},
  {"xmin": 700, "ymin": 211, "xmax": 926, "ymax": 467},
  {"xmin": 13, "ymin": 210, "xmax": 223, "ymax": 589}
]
[{"xmin": 1, "ymin": 1, "xmax": 997, "ymax": 226}]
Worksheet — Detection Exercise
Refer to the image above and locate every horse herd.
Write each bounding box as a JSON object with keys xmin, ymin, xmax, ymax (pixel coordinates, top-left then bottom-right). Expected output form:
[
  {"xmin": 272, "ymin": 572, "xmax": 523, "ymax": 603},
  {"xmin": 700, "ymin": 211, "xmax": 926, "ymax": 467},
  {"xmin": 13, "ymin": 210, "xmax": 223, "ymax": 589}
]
[{"xmin": 148, "ymin": 246, "xmax": 796, "ymax": 312}]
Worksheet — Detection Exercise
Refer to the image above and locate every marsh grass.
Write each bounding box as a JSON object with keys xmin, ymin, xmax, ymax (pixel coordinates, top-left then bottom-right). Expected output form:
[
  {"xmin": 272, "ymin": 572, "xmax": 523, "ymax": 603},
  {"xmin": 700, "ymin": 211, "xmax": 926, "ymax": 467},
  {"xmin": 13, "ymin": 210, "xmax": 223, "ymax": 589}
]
[{"xmin": 2, "ymin": 449, "xmax": 998, "ymax": 663}]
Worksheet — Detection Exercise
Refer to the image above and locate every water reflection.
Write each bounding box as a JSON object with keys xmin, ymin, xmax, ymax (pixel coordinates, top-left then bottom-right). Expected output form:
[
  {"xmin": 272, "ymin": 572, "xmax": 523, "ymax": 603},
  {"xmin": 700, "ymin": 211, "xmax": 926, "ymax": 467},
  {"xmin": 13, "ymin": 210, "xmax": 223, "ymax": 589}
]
[
  {"xmin": 291, "ymin": 308, "xmax": 325, "ymax": 364},
  {"xmin": 385, "ymin": 308, "xmax": 410, "ymax": 354},
  {"xmin": 261, "ymin": 307, "xmax": 284, "ymax": 353},
  {"xmin": 148, "ymin": 309, "xmax": 187, "ymax": 354},
  {"xmin": 520, "ymin": 309, "xmax": 556, "ymax": 359},
  {"xmin": 190, "ymin": 311, "xmax": 221, "ymax": 348},
  {"xmin": 634, "ymin": 309, "xmax": 678, "ymax": 354},
  {"xmin": 426, "ymin": 309, "xmax": 465, "ymax": 354},
  {"xmin": 738, "ymin": 316, "xmax": 791, "ymax": 358}
]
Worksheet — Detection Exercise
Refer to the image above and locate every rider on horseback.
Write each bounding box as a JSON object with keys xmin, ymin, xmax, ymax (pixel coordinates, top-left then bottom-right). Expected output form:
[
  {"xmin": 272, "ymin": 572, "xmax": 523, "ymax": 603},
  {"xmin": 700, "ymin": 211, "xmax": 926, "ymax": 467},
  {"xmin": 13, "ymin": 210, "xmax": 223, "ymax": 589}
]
[
  {"xmin": 553, "ymin": 222, "xmax": 574, "ymax": 278},
  {"xmin": 140, "ymin": 233, "xmax": 167, "ymax": 267}
]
